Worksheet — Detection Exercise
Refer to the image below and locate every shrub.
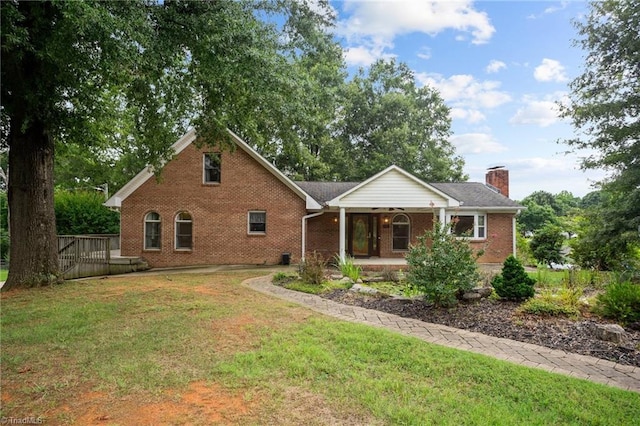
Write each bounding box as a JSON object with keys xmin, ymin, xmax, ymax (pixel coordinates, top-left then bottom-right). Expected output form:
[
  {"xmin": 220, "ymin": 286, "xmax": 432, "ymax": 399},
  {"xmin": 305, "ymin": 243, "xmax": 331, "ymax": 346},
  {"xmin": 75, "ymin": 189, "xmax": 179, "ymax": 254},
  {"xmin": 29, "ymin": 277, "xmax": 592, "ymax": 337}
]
[
  {"xmin": 298, "ymin": 251, "xmax": 326, "ymax": 286},
  {"xmin": 593, "ymin": 281, "xmax": 640, "ymax": 324},
  {"xmin": 519, "ymin": 294, "xmax": 580, "ymax": 317},
  {"xmin": 335, "ymin": 255, "xmax": 362, "ymax": 282},
  {"xmin": 492, "ymin": 255, "xmax": 536, "ymax": 300},
  {"xmin": 405, "ymin": 222, "xmax": 480, "ymax": 308},
  {"xmin": 55, "ymin": 190, "xmax": 119, "ymax": 235},
  {"xmin": 272, "ymin": 272, "xmax": 298, "ymax": 286}
]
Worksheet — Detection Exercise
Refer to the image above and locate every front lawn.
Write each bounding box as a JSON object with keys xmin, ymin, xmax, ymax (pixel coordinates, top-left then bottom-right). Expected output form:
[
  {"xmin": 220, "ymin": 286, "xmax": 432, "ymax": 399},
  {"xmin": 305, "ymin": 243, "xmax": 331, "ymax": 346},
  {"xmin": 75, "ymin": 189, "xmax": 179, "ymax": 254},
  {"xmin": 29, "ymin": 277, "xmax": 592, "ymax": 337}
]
[{"xmin": 1, "ymin": 271, "xmax": 638, "ymax": 424}]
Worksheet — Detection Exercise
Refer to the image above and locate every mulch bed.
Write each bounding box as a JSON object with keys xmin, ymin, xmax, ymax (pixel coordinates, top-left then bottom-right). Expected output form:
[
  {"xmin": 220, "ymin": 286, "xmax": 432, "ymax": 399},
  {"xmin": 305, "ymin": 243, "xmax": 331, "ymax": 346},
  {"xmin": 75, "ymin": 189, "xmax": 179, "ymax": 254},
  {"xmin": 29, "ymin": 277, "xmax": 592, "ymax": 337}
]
[{"xmin": 321, "ymin": 289, "xmax": 640, "ymax": 367}]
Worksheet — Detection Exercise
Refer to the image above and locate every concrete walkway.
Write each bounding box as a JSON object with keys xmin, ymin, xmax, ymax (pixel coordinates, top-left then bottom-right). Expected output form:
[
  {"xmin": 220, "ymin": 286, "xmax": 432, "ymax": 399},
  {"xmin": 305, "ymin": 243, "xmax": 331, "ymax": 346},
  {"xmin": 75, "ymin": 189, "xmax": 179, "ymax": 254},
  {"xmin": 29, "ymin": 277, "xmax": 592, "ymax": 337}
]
[{"xmin": 244, "ymin": 275, "xmax": 640, "ymax": 394}]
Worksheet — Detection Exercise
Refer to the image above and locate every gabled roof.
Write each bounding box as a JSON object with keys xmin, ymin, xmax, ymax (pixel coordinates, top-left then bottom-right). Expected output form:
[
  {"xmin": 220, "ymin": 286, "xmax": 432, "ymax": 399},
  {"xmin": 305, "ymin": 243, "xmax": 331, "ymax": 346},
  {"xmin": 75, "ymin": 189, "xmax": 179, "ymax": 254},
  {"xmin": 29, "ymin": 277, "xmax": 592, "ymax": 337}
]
[
  {"xmin": 104, "ymin": 129, "xmax": 322, "ymax": 210},
  {"xmin": 294, "ymin": 166, "xmax": 522, "ymax": 211}
]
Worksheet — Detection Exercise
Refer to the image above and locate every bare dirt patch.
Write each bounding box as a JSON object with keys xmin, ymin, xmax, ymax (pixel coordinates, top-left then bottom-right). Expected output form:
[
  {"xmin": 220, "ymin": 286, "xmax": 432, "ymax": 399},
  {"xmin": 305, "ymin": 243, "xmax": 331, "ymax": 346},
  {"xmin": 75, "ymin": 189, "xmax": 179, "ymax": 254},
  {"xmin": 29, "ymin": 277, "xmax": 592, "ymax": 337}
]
[
  {"xmin": 322, "ymin": 289, "xmax": 640, "ymax": 367},
  {"xmin": 47, "ymin": 381, "xmax": 258, "ymax": 425}
]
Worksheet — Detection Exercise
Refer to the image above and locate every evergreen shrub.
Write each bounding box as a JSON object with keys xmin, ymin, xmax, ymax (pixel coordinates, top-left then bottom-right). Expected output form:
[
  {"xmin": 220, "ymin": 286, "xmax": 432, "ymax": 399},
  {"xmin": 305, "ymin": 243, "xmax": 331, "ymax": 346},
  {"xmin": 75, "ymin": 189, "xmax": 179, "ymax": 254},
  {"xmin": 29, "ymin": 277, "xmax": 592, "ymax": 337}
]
[{"xmin": 492, "ymin": 255, "xmax": 536, "ymax": 300}]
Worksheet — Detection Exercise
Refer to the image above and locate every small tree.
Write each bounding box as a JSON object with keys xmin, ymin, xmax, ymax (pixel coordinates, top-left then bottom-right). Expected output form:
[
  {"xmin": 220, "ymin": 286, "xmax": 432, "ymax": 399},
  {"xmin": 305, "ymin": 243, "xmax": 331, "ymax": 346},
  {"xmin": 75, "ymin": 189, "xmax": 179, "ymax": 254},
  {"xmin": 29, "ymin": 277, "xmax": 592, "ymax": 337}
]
[
  {"xmin": 492, "ymin": 255, "xmax": 536, "ymax": 300},
  {"xmin": 530, "ymin": 224, "xmax": 564, "ymax": 267},
  {"xmin": 406, "ymin": 222, "xmax": 480, "ymax": 307}
]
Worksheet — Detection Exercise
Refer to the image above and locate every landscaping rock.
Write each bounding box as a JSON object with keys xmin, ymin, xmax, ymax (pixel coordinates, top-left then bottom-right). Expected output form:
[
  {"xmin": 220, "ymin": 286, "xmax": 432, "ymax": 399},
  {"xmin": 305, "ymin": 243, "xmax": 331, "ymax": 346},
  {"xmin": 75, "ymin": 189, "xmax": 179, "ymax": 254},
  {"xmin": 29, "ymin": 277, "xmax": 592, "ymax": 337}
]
[
  {"xmin": 350, "ymin": 284, "xmax": 378, "ymax": 294},
  {"xmin": 594, "ymin": 324, "xmax": 627, "ymax": 344},
  {"xmin": 339, "ymin": 276, "xmax": 352, "ymax": 284},
  {"xmin": 362, "ymin": 276, "xmax": 385, "ymax": 283},
  {"xmin": 330, "ymin": 274, "xmax": 343, "ymax": 280},
  {"xmin": 462, "ymin": 287, "xmax": 493, "ymax": 301}
]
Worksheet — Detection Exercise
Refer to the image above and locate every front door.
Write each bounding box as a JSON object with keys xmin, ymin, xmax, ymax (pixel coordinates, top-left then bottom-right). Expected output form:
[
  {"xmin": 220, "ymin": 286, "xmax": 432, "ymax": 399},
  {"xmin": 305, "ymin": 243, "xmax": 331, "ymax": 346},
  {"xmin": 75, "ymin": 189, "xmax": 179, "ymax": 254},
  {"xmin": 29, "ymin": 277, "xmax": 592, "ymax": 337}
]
[{"xmin": 349, "ymin": 214, "xmax": 379, "ymax": 257}]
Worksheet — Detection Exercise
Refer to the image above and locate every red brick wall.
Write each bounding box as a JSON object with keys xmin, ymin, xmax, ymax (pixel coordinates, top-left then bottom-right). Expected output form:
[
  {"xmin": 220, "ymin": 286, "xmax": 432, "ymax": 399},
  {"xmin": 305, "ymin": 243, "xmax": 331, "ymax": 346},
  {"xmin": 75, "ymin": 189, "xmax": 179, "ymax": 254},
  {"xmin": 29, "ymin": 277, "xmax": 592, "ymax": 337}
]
[
  {"xmin": 120, "ymin": 143, "xmax": 306, "ymax": 267},
  {"xmin": 471, "ymin": 213, "xmax": 515, "ymax": 263}
]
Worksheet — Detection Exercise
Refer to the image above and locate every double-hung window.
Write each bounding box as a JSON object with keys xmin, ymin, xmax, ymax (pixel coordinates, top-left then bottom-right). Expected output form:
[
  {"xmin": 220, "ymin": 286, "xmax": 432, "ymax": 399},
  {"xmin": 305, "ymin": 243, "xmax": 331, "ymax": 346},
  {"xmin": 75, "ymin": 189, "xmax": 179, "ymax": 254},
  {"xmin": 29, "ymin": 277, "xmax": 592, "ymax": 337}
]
[
  {"xmin": 392, "ymin": 214, "xmax": 410, "ymax": 251},
  {"xmin": 175, "ymin": 212, "xmax": 193, "ymax": 249},
  {"xmin": 203, "ymin": 153, "xmax": 221, "ymax": 184},
  {"xmin": 144, "ymin": 212, "xmax": 161, "ymax": 250},
  {"xmin": 448, "ymin": 213, "xmax": 486, "ymax": 239},
  {"xmin": 248, "ymin": 211, "xmax": 266, "ymax": 234}
]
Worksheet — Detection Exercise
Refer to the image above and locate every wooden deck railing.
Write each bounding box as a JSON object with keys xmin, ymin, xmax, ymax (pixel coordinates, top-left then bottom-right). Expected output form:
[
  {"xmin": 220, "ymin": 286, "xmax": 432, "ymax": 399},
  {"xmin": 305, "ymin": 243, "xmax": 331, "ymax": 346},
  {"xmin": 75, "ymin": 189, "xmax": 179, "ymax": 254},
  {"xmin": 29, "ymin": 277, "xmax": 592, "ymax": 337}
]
[{"xmin": 57, "ymin": 235, "xmax": 111, "ymax": 273}]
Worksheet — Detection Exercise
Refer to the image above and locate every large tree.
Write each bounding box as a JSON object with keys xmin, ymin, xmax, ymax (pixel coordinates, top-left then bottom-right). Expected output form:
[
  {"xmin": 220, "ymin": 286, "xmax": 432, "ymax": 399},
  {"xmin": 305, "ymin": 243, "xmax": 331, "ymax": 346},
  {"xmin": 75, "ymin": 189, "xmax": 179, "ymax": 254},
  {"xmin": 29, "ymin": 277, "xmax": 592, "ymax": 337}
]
[
  {"xmin": 333, "ymin": 59, "xmax": 466, "ymax": 182},
  {"xmin": 559, "ymin": 0, "xmax": 640, "ymax": 252},
  {"xmin": 0, "ymin": 0, "xmax": 339, "ymax": 289}
]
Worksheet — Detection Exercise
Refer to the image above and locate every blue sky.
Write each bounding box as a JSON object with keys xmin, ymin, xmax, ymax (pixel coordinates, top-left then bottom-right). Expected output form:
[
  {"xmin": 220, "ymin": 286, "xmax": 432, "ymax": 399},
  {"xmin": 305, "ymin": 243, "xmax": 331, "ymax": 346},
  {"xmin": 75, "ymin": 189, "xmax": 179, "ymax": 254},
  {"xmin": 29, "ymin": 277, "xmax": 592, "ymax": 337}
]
[{"xmin": 328, "ymin": 0, "xmax": 604, "ymax": 200}]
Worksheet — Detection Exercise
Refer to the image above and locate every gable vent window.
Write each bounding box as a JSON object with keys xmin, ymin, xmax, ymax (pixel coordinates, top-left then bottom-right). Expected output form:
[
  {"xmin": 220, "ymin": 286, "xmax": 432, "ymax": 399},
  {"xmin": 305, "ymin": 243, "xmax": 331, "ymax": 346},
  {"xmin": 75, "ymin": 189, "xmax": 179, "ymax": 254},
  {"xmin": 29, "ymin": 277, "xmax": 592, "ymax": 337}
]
[
  {"xmin": 248, "ymin": 211, "xmax": 266, "ymax": 234},
  {"xmin": 144, "ymin": 212, "xmax": 161, "ymax": 250},
  {"xmin": 203, "ymin": 153, "xmax": 221, "ymax": 184},
  {"xmin": 175, "ymin": 212, "xmax": 193, "ymax": 250}
]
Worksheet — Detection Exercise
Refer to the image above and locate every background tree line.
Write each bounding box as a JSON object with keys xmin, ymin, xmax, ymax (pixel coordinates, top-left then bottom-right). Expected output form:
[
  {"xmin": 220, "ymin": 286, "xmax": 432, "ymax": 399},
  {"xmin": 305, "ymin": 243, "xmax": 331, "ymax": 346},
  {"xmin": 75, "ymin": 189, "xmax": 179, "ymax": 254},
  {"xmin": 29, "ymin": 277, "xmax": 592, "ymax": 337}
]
[{"xmin": 516, "ymin": 188, "xmax": 640, "ymax": 273}]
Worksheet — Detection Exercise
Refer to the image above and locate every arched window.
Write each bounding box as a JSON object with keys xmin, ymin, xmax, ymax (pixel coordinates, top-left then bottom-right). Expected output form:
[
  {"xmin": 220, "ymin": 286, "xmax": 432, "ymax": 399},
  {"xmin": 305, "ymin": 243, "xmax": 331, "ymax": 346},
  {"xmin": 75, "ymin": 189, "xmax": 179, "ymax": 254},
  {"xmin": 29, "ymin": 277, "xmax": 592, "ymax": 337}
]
[
  {"xmin": 144, "ymin": 212, "xmax": 161, "ymax": 250},
  {"xmin": 175, "ymin": 212, "xmax": 193, "ymax": 250},
  {"xmin": 392, "ymin": 214, "xmax": 410, "ymax": 251}
]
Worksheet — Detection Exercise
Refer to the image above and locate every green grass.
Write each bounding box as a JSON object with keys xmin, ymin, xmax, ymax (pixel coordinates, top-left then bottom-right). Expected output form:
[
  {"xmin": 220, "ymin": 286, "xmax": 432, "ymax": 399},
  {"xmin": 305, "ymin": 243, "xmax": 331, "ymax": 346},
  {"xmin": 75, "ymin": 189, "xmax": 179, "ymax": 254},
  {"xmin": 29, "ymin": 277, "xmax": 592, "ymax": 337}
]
[
  {"xmin": 0, "ymin": 269, "xmax": 7, "ymax": 281},
  {"xmin": 2, "ymin": 272, "xmax": 639, "ymax": 424}
]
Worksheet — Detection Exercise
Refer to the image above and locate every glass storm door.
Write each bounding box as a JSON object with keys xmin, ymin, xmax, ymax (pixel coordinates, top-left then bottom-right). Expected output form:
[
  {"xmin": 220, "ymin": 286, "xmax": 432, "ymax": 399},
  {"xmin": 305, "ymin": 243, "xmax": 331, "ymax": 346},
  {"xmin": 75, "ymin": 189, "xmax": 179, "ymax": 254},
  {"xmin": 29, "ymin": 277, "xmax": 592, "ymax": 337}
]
[{"xmin": 349, "ymin": 214, "xmax": 379, "ymax": 257}]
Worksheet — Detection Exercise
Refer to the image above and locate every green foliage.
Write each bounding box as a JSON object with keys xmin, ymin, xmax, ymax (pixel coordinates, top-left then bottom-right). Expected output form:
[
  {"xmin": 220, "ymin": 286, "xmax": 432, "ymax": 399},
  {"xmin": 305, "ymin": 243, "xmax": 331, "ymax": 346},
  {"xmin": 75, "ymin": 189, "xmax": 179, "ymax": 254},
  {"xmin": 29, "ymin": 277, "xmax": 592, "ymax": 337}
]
[
  {"xmin": 405, "ymin": 222, "xmax": 480, "ymax": 307},
  {"xmin": 530, "ymin": 224, "xmax": 565, "ymax": 267},
  {"xmin": 272, "ymin": 272, "xmax": 298, "ymax": 286},
  {"xmin": 333, "ymin": 59, "xmax": 465, "ymax": 182},
  {"xmin": 54, "ymin": 191, "xmax": 119, "ymax": 235},
  {"xmin": 559, "ymin": 0, "xmax": 640, "ymax": 269},
  {"xmin": 519, "ymin": 290, "xmax": 581, "ymax": 318},
  {"xmin": 594, "ymin": 281, "xmax": 640, "ymax": 324},
  {"xmin": 298, "ymin": 251, "xmax": 326, "ymax": 286},
  {"xmin": 570, "ymin": 192, "xmax": 640, "ymax": 271},
  {"xmin": 335, "ymin": 255, "xmax": 362, "ymax": 282},
  {"xmin": 492, "ymin": 255, "xmax": 536, "ymax": 300},
  {"xmin": 516, "ymin": 232, "xmax": 535, "ymax": 267}
]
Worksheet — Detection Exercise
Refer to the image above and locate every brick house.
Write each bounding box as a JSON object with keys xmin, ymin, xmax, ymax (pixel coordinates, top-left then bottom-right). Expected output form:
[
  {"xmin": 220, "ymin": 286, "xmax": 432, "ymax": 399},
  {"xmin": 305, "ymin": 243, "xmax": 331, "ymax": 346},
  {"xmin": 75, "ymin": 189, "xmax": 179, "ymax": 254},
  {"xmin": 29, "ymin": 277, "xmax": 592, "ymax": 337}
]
[{"xmin": 106, "ymin": 129, "xmax": 522, "ymax": 268}]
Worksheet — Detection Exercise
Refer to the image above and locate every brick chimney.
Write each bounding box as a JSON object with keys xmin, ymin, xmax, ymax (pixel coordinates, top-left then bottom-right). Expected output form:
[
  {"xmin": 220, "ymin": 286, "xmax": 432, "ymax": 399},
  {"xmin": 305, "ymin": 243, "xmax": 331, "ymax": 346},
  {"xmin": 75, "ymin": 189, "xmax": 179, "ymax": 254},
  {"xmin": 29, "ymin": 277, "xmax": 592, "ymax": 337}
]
[{"xmin": 485, "ymin": 166, "xmax": 509, "ymax": 198}]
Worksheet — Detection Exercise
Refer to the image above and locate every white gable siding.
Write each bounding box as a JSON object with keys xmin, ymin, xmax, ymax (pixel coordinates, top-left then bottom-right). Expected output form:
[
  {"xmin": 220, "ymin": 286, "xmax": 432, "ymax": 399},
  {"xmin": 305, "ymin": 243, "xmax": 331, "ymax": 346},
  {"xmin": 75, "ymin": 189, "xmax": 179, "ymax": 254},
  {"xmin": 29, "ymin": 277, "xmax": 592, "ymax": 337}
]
[{"xmin": 335, "ymin": 169, "xmax": 453, "ymax": 208}]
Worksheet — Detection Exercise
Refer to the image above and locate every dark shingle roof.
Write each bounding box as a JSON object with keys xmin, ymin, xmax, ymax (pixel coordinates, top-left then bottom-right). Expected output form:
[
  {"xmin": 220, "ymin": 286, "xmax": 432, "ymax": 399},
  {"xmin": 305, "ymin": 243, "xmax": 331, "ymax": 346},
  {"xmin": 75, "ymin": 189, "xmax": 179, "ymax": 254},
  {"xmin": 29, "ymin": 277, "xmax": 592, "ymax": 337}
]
[
  {"xmin": 431, "ymin": 182, "xmax": 522, "ymax": 208},
  {"xmin": 295, "ymin": 180, "xmax": 522, "ymax": 209},
  {"xmin": 295, "ymin": 181, "xmax": 359, "ymax": 204}
]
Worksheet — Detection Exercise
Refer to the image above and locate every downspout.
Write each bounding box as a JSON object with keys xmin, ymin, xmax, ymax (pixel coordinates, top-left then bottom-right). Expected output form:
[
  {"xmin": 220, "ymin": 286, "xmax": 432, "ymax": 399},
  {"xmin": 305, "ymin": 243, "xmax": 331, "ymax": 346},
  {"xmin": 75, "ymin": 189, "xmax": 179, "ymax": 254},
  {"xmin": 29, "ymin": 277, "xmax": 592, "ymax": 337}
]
[
  {"xmin": 301, "ymin": 211, "xmax": 324, "ymax": 261},
  {"xmin": 512, "ymin": 211, "xmax": 519, "ymax": 257}
]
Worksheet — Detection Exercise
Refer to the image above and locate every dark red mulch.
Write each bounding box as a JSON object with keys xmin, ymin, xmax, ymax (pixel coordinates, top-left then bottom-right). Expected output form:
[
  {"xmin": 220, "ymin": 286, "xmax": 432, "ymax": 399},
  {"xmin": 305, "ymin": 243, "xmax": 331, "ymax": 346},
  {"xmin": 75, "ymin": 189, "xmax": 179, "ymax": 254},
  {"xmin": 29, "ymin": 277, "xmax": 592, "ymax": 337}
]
[{"xmin": 321, "ymin": 289, "xmax": 640, "ymax": 367}]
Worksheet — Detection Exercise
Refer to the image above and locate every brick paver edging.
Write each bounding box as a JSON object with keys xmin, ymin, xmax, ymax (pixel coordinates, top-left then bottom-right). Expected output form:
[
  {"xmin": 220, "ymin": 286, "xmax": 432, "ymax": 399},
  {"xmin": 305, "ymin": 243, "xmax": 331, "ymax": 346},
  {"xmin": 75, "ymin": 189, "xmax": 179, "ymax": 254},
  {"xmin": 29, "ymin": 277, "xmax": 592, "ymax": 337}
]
[{"xmin": 243, "ymin": 275, "xmax": 640, "ymax": 393}]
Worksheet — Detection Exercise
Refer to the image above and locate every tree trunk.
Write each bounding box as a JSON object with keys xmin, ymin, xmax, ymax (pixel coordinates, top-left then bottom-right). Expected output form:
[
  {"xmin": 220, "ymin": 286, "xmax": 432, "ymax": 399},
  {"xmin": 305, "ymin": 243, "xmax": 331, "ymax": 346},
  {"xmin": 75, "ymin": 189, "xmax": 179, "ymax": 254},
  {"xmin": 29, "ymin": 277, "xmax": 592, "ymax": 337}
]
[{"xmin": 2, "ymin": 119, "xmax": 60, "ymax": 290}]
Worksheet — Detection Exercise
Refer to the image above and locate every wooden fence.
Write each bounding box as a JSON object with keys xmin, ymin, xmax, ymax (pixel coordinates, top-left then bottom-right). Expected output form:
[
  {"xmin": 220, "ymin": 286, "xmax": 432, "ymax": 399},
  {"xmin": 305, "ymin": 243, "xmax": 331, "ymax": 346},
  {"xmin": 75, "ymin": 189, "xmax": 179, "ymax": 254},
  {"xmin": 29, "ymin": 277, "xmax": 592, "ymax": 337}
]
[{"xmin": 57, "ymin": 235, "xmax": 111, "ymax": 273}]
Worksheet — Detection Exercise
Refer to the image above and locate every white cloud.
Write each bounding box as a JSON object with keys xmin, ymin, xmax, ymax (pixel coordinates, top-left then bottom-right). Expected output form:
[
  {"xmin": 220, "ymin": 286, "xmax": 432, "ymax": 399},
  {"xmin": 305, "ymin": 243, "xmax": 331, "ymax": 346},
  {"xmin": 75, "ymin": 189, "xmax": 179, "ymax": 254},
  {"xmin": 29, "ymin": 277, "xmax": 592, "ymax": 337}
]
[
  {"xmin": 450, "ymin": 108, "xmax": 486, "ymax": 124},
  {"xmin": 450, "ymin": 133, "xmax": 507, "ymax": 155},
  {"xmin": 337, "ymin": 0, "xmax": 495, "ymax": 56},
  {"xmin": 344, "ymin": 46, "xmax": 381, "ymax": 67},
  {"xmin": 418, "ymin": 73, "xmax": 511, "ymax": 108},
  {"xmin": 528, "ymin": 1, "xmax": 570, "ymax": 20},
  {"xmin": 486, "ymin": 60, "xmax": 506, "ymax": 74},
  {"xmin": 534, "ymin": 58, "xmax": 568, "ymax": 82},
  {"xmin": 509, "ymin": 93, "xmax": 567, "ymax": 127}
]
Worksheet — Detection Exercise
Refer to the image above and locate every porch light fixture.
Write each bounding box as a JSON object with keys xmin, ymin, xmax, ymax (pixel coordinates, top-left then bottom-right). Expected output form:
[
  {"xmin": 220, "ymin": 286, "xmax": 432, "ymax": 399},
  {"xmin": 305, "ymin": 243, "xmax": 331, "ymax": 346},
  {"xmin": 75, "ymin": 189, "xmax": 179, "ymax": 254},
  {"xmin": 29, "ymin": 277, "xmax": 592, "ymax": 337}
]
[
  {"xmin": 333, "ymin": 216, "xmax": 338, "ymax": 223},
  {"xmin": 383, "ymin": 216, "xmax": 389, "ymax": 224}
]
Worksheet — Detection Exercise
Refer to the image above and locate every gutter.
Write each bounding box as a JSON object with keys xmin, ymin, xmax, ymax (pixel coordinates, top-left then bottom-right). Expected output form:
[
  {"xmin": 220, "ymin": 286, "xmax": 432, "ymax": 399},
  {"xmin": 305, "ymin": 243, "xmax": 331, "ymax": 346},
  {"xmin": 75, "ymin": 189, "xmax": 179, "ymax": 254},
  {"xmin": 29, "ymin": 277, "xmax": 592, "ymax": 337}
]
[{"xmin": 301, "ymin": 211, "xmax": 324, "ymax": 261}]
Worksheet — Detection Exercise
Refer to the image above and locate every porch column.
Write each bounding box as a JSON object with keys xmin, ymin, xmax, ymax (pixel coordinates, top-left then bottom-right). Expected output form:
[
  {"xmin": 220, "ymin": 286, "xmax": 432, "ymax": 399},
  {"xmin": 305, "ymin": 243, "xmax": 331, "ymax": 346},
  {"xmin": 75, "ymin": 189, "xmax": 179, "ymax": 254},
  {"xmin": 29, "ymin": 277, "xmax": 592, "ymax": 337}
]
[
  {"xmin": 439, "ymin": 208, "xmax": 446, "ymax": 224},
  {"xmin": 339, "ymin": 207, "xmax": 346, "ymax": 262}
]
